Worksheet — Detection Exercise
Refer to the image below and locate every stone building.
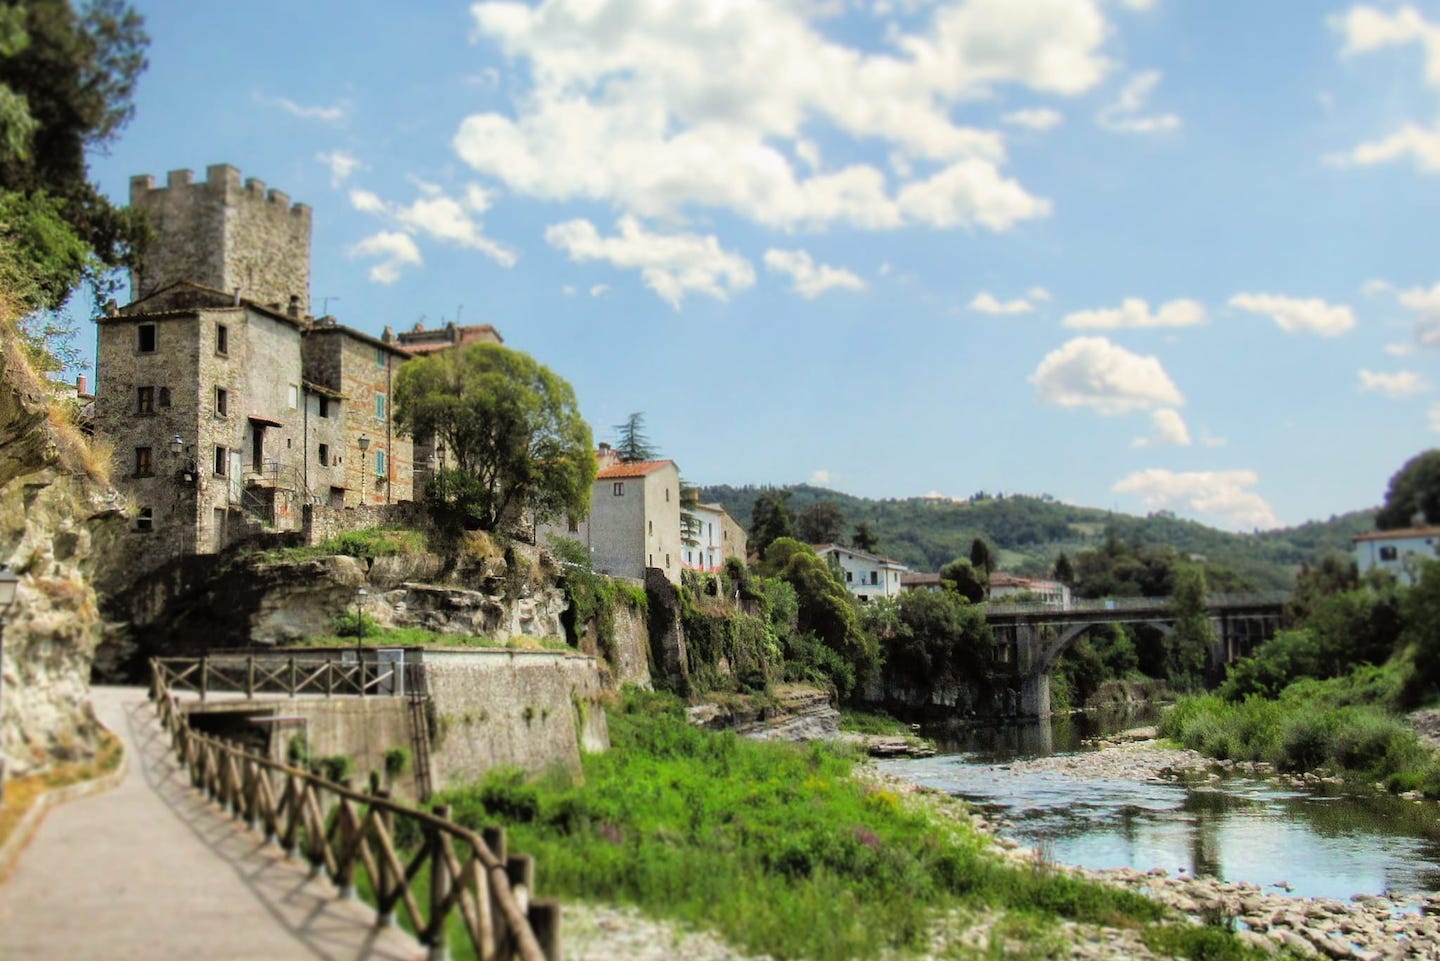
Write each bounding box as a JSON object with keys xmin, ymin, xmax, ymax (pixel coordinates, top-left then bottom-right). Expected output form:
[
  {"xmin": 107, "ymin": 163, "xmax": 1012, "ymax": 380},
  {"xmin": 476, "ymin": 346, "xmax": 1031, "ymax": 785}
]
[
  {"xmin": 537, "ymin": 445, "xmax": 684, "ymax": 584},
  {"xmin": 392, "ymin": 321, "xmax": 503, "ymax": 355},
  {"xmin": 93, "ymin": 164, "xmax": 417, "ymax": 562}
]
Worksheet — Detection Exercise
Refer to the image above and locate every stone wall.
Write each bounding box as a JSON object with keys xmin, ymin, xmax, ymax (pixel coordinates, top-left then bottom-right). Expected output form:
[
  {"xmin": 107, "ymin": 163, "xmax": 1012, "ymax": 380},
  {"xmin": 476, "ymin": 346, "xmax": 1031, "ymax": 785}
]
[
  {"xmin": 301, "ymin": 502, "xmax": 432, "ymax": 546},
  {"xmin": 424, "ymin": 650, "xmax": 608, "ymax": 788},
  {"xmin": 130, "ymin": 164, "xmax": 311, "ymax": 314}
]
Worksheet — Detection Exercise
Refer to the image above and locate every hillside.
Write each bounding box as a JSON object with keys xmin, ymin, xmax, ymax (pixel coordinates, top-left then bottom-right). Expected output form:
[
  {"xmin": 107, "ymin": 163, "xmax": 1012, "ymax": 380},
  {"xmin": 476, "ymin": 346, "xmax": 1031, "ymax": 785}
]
[{"xmin": 697, "ymin": 485, "xmax": 1376, "ymax": 591}]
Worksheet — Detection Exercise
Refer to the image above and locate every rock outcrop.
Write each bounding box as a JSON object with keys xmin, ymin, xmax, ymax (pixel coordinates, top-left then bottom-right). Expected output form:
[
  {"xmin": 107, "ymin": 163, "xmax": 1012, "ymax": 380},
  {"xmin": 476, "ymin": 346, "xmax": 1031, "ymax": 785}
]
[{"xmin": 1, "ymin": 330, "xmax": 126, "ymax": 776}]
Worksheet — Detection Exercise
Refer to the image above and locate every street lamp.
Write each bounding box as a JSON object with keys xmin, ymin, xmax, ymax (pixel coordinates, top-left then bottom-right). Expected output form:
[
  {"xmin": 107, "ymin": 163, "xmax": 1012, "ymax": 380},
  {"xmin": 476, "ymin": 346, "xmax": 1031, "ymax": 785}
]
[
  {"xmin": 357, "ymin": 433, "xmax": 371, "ymax": 504},
  {"xmin": 0, "ymin": 563, "xmax": 20, "ymax": 803}
]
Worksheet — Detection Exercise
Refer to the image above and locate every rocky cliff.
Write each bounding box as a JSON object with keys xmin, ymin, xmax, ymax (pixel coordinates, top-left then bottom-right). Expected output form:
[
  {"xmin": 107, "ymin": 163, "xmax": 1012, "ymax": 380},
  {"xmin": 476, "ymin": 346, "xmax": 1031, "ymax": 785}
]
[{"xmin": 1, "ymin": 327, "xmax": 125, "ymax": 776}]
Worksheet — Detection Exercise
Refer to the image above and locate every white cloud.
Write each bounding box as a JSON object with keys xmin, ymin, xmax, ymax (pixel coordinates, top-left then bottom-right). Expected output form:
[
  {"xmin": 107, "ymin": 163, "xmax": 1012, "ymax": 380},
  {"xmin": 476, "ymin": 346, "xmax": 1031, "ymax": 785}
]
[
  {"xmin": 589, "ymin": 283, "xmax": 610, "ymax": 298},
  {"xmin": 1387, "ymin": 341, "xmax": 1416, "ymax": 357},
  {"xmin": 267, "ymin": 95, "xmax": 348, "ymax": 123},
  {"xmin": 457, "ymin": 0, "xmax": 1107, "ymax": 232},
  {"xmin": 1112, "ymin": 468, "xmax": 1280, "ymax": 530},
  {"xmin": 316, "ymin": 151, "xmax": 363, "ymax": 188},
  {"xmin": 1029, "ymin": 336, "xmax": 1184, "ymax": 414},
  {"xmin": 1119, "ymin": 0, "xmax": 1156, "ymax": 9},
  {"xmin": 545, "ymin": 216, "xmax": 756, "ymax": 308},
  {"xmin": 1430, "ymin": 403, "xmax": 1440, "ymax": 432},
  {"xmin": 349, "ymin": 232, "xmax": 423, "ymax": 285},
  {"xmin": 1330, "ymin": 121, "xmax": 1440, "ymax": 173},
  {"xmin": 348, "ymin": 186, "xmax": 517, "ymax": 267},
  {"xmin": 1002, "ymin": 107, "xmax": 1064, "ymax": 130},
  {"xmin": 1398, "ymin": 282, "xmax": 1440, "ymax": 346},
  {"xmin": 970, "ymin": 291, "xmax": 1035, "ymax": 315},
  {"xmin": 1131, "ymin": 408, "xmax": 1192, "ymax": 448},
  {"xmin": 1029, "ymin": 286, "xmax": 1052, "ymax": 302},
  {"xmin": 1062, "ymin": 297, "xmax": 1205, "ymax": 329},
  {"xmin": 1358, "ymin": 368, "xmax": 1430, "ymax": 397},
  {"xmin": 810, "ymin": 469, "xmax": 832, "ymax": 485},
  {"xmin": 1098, "ymin": 70, "xmax": 1181, "ymax": 133},
  {"xmin": 1228, "ymin": 293, "xmax": 1356, "ymax": 336},
  {"xmin": 764, "ymin": 249, "xmax": 867, "ymax": 298},
  {"xmin": 1329, "ymin": 6, "xmax": 1440, "ymax": 173},
  {"xmin": 349, "ymin": 189, "xmax": 386, "ymax": 214}
]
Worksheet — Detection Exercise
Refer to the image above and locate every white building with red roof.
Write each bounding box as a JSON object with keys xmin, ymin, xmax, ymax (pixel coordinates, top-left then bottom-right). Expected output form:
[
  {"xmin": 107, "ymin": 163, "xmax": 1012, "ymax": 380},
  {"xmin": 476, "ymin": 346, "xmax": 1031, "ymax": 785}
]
[
  {"xmin": 1354, "ymin": 527, "xmax": 1440, "ymax": 585},
  {"xmin": 537, "ymin": 443, "xmax": 683, "ymax": 584},
  {"xmin": 813, "ymin": 543, "xmax": 908, "ymax": 602}
]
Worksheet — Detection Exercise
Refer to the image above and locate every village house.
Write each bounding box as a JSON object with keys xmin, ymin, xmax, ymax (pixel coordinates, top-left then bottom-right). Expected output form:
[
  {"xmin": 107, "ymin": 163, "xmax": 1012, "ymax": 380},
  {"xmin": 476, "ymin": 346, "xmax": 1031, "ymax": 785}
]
[
  {"xmin": 1354, "ymin": 527, "xmax": 1440, "ymax": 585},
  {"xmin": 93, "ymin": 164, "xmax": 419, "ymax": 561},
  {"xmin": 536, "ymin": 444, "xmax": 683, "ymax": 584},
  {"xmin": 987, "ymin": 572, "xmax": 1072, "ymax": 609},
  {"xmin": 813, "ymin": 543, "xmax": 908, "ymax": 602},
  {"xmin": 681, "ymin": 501, "xmax": 747, "ymax": 573}
]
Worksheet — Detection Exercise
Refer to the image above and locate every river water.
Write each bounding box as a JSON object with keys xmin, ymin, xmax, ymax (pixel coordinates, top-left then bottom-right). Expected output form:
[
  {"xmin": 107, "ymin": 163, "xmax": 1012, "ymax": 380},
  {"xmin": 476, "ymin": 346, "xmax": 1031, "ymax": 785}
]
[{"xmin": 877, "ymin": 709, "xmax": 1440, "ymax": 901}]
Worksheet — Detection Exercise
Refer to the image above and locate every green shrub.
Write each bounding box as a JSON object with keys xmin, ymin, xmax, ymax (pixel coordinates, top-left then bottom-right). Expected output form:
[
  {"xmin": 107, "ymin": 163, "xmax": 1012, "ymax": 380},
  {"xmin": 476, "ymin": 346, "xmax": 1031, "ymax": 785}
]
[{"xmin": 316, "ymin": 755, "xmax": 354, "ymax": 783}]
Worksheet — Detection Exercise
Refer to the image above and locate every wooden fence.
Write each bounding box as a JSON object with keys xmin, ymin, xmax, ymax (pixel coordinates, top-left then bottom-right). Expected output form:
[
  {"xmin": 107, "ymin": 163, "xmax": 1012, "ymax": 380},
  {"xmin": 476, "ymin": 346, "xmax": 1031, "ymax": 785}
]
[
  {"xmin": 154, "ymin": 654, "xmax": 410, "ymax": 700},
  {"xmin": 151, "ymin": 658, "xmax": 559, "ymax": 960}
]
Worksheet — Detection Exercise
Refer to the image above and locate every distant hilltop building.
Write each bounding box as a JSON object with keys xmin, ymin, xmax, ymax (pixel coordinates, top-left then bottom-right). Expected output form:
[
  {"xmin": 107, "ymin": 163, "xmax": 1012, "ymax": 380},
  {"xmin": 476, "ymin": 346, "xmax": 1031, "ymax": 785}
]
[
  {"xmin": 93, "ymin": 164, "xmax": 503, "ymax": 567},
  {"xmin": 1353, "ymin": 527, "xmax": 1440, "ymax": 585}
]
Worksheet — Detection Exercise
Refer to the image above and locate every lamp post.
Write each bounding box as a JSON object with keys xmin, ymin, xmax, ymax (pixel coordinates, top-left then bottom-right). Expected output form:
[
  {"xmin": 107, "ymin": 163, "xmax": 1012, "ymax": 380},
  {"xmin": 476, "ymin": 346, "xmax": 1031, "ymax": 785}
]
[
  {"xmin": 0, "ymin": 564, "xmax": 20, "ymax": 804},
  {"xmin": 358, "ymin": 433, "xmax": 371, "ymax": 505},
  {"xmin": 354, "ymin": 587, "xmax": 368, "ymax": 692}
]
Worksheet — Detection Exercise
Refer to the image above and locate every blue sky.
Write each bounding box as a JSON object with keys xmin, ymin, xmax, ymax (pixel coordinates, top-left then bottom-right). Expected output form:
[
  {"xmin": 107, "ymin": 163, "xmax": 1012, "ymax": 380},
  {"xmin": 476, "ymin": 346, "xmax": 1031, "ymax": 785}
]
[{"xmin": 77, "ymin": 0, "xmax": 1440, "ymax": 531}]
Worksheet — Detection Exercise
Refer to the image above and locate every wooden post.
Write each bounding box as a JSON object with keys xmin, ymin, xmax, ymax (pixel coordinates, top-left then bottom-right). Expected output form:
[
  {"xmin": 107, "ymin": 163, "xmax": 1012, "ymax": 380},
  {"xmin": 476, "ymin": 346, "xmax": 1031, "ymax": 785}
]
[
  {"xmin": 289, "ymin": 657, "xmax": 298, "ymax": 697},
  {"xmin": 326, "ymin": 659, "xmax": 335, "ymax": 698},
  {"xmin": 199, "ymin": 655, "xmax": 209, "ymax": 702},
  {"xmin": 506, "ymin": 854, "xmax": 534, "ymax": 913},
  {"xmin": 247, "ymin": 655, "xmax": 256, "ymax": 698},
  {"xmin": 427, "ymin": 804, "xmax": 453, "ymax": 961},
  {"xmin": 374, "ymin": 789, "xmax": 395, "ymax": 928},
  {"xmin": 527, "ymin": 900, "xmax": 562, "ymax": 961},
  {"xmin": 336, "ymin": 787, "xmax": 357, "ymax": 900},
  {"xmin": 482, "ymin": 825, "xmax": 507, "ymax": 863}
]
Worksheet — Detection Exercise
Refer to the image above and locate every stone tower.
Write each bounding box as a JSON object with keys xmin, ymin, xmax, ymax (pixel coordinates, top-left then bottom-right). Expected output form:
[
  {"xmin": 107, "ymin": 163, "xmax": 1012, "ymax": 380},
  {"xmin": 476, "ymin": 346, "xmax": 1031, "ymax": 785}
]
[{"xmin": 128, "ymin": 164, "xmax": 312, "ymax": 314}]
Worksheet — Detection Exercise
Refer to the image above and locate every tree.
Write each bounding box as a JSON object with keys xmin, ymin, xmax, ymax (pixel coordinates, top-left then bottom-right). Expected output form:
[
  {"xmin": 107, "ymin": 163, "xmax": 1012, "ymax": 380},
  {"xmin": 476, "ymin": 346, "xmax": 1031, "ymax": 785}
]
[
  {"xmin": 758, "ymin": 538, "xmax": 877, "ymax": 696},
  {"xmin": 1053, "ymin": 551, "xmax": 1074, "ymax": 585},
  {"xmin": 969, "ymin": 537, "xmax": 994, "ymax": 577},
  {"xmin": 796, "ymin": 501, "xmax": 845, "ymax": 544},
  {"xmin": 1376, "ymin": 449, "xmax": 1440, "ymax": 530},
  {"xmin": 0, "ymin": 0, "xmax": 151, "ymax": 312},
  {"xmin": 612, "ymin": 411, "xmax": 658, "ymax": 463},
  {"xmin": 870, "ymin": 589, "xmax": 993, "ymax": 698},
  {"xmin": 938, "ymin": 558, "xmax": 986, "ymax": 604},
  {"xmin": 748, "ymin": 489, "xmax": 794, "ymax": 558},
  {"xmin": 394, "ymin": 343, "xmax": 596, "ymax": 531},
  {"xmin": 851, "ymin": 521, "xmax": 878, "ymax": 553},
  {"xmin": 1167, "ymin": 564, "xmax": 1214, "ymax": 691}
]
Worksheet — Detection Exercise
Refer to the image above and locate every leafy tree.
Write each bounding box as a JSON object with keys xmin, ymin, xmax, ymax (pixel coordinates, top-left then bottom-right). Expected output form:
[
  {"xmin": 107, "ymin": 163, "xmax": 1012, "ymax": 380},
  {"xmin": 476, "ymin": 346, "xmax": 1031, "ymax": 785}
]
[
  {"xmin": 758, "ymin": 538, "xmax": 876, "ymax": 695},
  {"xmin": 866, "ymin": 590, "xmax": 992, "ymax": 698},
  {"xmin": 851, "ymin": 521, "xmax": 878, "ymax": 553},
  {"xmin": 1053, "ymin": 551, "xmax": 1074, "ymax": 585},
  {"xmin": 748, "ymin": 489, "xmax": 794, "ymax": 558},
  {"xmin": 1376, "ymin": 450, "xmax": 1440, "ymax": 530},
  {"xmin": 1167, "ymin": 565, "xmax": 1214, "ymax": 691},
  {"xmin": 969, "ymin": 537, "xmax": 994, "ymax": 577},
  {"xmin": 796, "ymin": 501, "xmax": 845, "ymax": 545},
  {"xmin": 394, "ymin": 343, "xmax": 596, "ymax": 530},
  {"xmin": 938, "ymin": 558, "xmax": 986, "ymax": 604},
  {"xmin": 612, "ymin": 411, "xmax": 658, "ymax": 463},
  {"xmin": 0, "ymin": 0, "xmax": 150, "ymax": 311},
  {"xmin": 1402, "ymin": 560, "xmax": 1440, "ymax": 705}
]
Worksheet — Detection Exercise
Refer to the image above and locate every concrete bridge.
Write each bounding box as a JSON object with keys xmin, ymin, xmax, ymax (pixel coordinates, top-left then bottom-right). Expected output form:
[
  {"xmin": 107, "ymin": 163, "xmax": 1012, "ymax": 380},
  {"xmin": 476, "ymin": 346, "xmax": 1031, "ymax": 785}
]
[{"xmin": 984, "ymin": 592, "xmax": 1288, "ymax": 716}]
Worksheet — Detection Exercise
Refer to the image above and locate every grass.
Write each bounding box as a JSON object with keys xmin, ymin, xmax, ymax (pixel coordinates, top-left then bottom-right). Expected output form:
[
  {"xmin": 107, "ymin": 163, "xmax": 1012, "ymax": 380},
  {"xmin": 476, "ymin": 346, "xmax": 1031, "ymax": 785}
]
[
  {"xmin": 421, "ymin": 689, "xmax": 1264, "ymax": 961},
  {"xmin": 296, "ymin": 625, "xmax": 571, "ymax": 652},
  {"xmin": 1161, "ymin": 667, "xmax": 1440, "ymax": 796},
  {"xmin": 839, "ymin": 708, "xmax": 913, "ymax": 736},
  {"xmin": 0, "ymin": 730, "xmax": 124, "ymax": 848},
  {"xmin": 255, "ymin": 526, "xmax": 430, "ymax": 565}
]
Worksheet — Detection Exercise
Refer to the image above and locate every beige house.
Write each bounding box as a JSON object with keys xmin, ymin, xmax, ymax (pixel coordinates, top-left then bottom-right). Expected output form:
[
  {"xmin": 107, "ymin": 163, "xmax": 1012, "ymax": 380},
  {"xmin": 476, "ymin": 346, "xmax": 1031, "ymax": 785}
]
[{"xmin": 538, "ymin": 446, "xmax": 683, "ymax": 584}]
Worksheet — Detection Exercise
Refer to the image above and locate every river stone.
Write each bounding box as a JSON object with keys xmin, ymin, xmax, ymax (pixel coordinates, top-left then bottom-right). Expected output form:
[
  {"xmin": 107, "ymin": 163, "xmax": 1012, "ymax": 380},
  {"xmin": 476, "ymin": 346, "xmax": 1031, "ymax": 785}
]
[{"xmin": 1276, "ymin": 930, "xmax": 1320, "ymax": 957}]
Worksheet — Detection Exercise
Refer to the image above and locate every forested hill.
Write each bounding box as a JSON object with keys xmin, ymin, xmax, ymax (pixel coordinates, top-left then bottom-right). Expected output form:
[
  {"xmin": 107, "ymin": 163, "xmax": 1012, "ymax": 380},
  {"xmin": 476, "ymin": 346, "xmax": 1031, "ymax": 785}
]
[{"xmin": 696, "ymin": 485, "xmax": 1376, "ymax": 591}]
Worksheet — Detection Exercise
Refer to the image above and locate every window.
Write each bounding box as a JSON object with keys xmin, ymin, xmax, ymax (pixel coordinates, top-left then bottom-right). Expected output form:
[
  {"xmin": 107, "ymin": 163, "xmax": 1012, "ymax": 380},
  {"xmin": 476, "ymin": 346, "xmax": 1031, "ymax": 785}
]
[
  {"xmin": 158, "ymin": 387, "xmax": 171, "ymax": 408},
  {"xmin": 134, "ymin": 447, "xmax": 153, "ymax": 477},
  {"xmin": 318, "ymin": 396, "xmax": 331, "ymax": 419},
  {"xmin": 214, "ymin": 387, "xmax": 228, "ymax": 417},
  {"xmin": 648, "ymin": 520, "xmax": 653, "ymax": 535},
  {"xmin": 665, "ymin": 553, "xmax": 671, "ymax": 568},
  {"xmin": 375, "ymin": 392, "xmax": 386, "ymax": 420},
  {"xmin": 318, "ymin": 443, "xmax": 329, "ymax": 467},
  {"xmin": 216, "ymin": 323, "xmax": 229, "ymax": 355},
  {"xmin": 567, "ymin": 515, "xmax": 578, "ymax": 533},
  {"xmin": 375, "ymin": 346, "xmax": 387, "ymax": 368},
  {"xmin": 613, "ymin": 482, "xmax": 624, "ymax": 496},
  {"xmin": 135, "ymin": 507, "xmax": 153, "ymax": 532},
  {"xmin": 665, "ymin": 488, "xmax": 670, "ymax": 502},
  {"xmin": 137, "ymin": 386, "xmax": 154, "ymax": 414},
  {"xmin": 870, "ymin": 571, "xmax": 879, "ymax": 585},
  {"xmin": 376, "ymin": 449, "xmax": 387, "ymax": 476},
  {"xmin": 137, "ymin": 324, "xmax": 156, "ymax": 352},
  {"xmin": 213, "ymin": 446, "xmax": 227, "ymax": 476},
  {"xmin": 845, "ymin": 570, "xmax": 853, "ymax": 582},
  {"xmin": 288, "ymin": 384, "xmax": 298, "ymax": 409},
  {"xmin": 1379, "ymin": 546, "xmax": 1399, "ymax": 561}
]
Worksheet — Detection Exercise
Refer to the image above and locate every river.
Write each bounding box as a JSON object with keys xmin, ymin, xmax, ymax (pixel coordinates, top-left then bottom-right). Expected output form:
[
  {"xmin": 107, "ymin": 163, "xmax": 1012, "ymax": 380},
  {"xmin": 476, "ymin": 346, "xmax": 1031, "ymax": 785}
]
[{"xmin": 877, "ymin": 708, "xmax": 1440, "ymax": 901}]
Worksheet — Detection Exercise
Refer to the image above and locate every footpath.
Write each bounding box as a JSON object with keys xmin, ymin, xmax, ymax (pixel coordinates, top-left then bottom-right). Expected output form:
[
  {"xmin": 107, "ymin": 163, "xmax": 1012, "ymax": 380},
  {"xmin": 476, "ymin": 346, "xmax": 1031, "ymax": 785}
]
[{"xmin": 0, "ymin": 686, "xmax": 423, "ymax": 961}]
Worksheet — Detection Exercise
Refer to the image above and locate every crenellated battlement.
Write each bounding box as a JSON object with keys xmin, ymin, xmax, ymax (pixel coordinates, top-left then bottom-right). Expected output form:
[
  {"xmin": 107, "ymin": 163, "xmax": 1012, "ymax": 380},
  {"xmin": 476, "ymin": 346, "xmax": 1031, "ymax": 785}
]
[{"xmin": 128, "ymin": 163, "xmax": 312, "ymax": 311}]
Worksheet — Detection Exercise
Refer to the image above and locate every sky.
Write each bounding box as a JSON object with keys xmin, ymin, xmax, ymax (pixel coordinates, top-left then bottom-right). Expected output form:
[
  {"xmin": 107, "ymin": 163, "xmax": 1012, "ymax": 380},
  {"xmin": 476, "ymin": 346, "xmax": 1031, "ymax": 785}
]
[{"xmin": 73, "ymin": 0, "xmax": 1440, "ymax": 532}]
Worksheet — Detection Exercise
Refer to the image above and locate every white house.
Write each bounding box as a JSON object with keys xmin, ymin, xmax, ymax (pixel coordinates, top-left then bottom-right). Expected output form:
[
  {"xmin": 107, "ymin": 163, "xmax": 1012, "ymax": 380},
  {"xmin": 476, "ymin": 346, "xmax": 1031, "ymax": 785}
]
[
  {"xmin": 1354, "ymin": 527, "xmax": 1440, "ymax": 584},
  {"xmin": 987, "ymin": 572, "xmax": 1072, "ymax": 610},
  {"xmin": 813, "ymin": 544, "xmax": 908, "ymax": 602},
  {"xmin": 681, "ymin": 502, "xmax": 745, "ymax": 573}
]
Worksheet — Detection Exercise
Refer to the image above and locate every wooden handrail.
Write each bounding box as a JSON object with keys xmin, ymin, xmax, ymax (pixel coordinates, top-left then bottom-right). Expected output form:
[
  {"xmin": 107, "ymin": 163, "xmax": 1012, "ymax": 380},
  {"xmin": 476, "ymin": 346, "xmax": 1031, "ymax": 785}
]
[{"xmin": 150, "ymin": 658, "xmax": 559, "ymax": 961}]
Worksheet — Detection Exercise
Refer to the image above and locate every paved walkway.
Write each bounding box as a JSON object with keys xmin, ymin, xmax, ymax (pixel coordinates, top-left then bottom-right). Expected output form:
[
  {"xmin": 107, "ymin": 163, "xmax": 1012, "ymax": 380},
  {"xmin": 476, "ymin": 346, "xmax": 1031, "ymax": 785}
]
[{"xmin": 0, "ymin": 687, "xmax": 424, "ymax": 961}]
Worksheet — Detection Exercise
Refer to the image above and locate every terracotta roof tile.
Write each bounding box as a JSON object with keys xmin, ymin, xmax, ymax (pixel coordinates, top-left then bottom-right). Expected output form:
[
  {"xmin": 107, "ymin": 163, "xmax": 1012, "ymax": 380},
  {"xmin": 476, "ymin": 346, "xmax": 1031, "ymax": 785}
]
[
  {"xmin": 1353, "ymin": 527, "xmax": 1440, "ymax": 541},
  {"xmin": 596, "ymin": 459, "xmax": 676, "ymax": 479}
]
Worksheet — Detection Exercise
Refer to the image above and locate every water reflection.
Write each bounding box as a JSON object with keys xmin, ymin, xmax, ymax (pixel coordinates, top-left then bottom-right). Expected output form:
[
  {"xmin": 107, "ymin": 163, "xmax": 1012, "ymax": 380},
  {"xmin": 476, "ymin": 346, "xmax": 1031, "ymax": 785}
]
[{"xmin": 881, "ymin": 709, "xmax": 1440, "ymax": 900}]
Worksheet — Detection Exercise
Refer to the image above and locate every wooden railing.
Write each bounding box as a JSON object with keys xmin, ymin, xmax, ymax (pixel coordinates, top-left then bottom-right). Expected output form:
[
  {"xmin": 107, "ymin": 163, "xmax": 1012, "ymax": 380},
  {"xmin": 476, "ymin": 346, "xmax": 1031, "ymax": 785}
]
[
  {"xmin": 154, "ymin": 654, "xmax": 410, "ymax": 700},
  {"xmin": 150, "ymin": 658, "xmax": 559, "ymax": 960}
]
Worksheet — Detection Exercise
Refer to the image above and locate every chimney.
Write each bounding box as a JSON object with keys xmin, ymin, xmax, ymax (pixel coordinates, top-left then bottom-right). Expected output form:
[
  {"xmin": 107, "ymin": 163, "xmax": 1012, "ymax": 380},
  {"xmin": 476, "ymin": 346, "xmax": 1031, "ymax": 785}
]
[
  {"xmin": 287, "ymin": 294, "xmax": 301, "ymax": 318},
  {"xmin": 596, "ymin": 442, "xmax": 620, "ymax": 469},
  {"xmin": 76, "ymin": 374, "xmax": 88, "ymax": 395}
]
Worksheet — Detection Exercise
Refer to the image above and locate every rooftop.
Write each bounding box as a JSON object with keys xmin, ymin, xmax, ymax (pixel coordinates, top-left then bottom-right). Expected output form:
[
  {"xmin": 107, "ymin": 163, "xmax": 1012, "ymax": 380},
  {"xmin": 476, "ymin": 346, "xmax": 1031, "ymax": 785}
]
[
  {"xmin": 596, "ymin": 459, "xmax": 677, "ymax": 479},
  {"xmin": 1353, "ymin": 527, "xmax": 1440, "ymax": 542}
]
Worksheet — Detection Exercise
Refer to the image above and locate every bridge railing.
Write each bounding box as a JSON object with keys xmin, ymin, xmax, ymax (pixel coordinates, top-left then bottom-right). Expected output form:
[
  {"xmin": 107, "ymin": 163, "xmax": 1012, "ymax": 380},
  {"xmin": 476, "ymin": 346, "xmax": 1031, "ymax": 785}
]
[
  {"xmin": 150, "ymin": 658, "xmax": 560, "ymax": 961},
  {"xmin": 154, "ymin": 654, "xmax": 411, "ymax": 700},
  {"xmin": 983, "ymin": 591, "xmax": 1289, "ymax": 618}
]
